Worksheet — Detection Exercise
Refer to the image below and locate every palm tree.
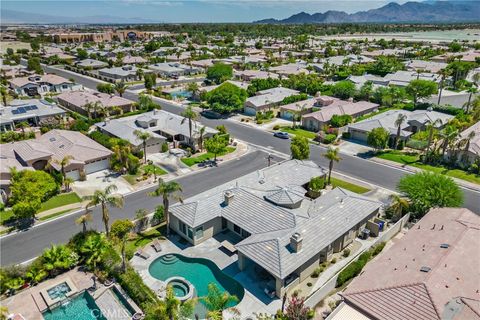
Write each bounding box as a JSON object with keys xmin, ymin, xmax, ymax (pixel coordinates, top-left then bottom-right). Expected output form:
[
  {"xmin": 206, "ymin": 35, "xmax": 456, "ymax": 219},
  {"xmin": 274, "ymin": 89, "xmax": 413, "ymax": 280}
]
[
  {"xmin": 41, "ymin": 245, "xmax": 77, "ymax": 276},
  {"xmin": 149, "ymin": 179, "xmax": 182, "ymax": 237},
  {"xmin": 440, "ymin": 125, "xmax": 459, "ymax": 157},
  {"xmin": 25, "ymin": 266, "xmax": 47, "ymax": 286},
  {"xmin": 0, "ymin": 86, "xmax": 8, "ymax": 106},
  {"xmin": 181, "ymin": 106, "xmax": 198, "ymax": 148},
  {"xmin": 112, "ymin": 139, "xmax": 131, "ymax": 172},
  {"xmin": 134, "ymin": 130, "xmax": 151, "ymax": 163},
  {"xmin": 186, "ymin": 82, "xmax": 199, "ymax": 99},
  {"xmin": 460, "ymin": 130, "xmax": 476, "ymax": 164},
  {"xmin": 465, "ymin": 87, "xmax": 478, "ymax": 113},
  {"xmin": 64, "ymin": 176, "xmax": 75, "ymax": 192},
  {"xmin": 437, "ymin": 69, "xmax": 450, "ymax": 105},
  {"xmin": 114, "ymin": 82, "xmax": 127, "ymax": 97},
  {"xmin": 388, "ymin": 194, "xmax": 409, "ymax": 221},
  {"xmin": 202, "ymin": 283, "xmax": 239, "ymax": 320},
  {"xmin": 111, "ymin": 219, "xmax": 134, "ymax": 272},
  {"xmin": 198, "ymin": 126, "xmax": 206, "ymax": 152},
  {"xmin": 394, "ymin": 113, "xmax": 407, "ymax": 150},
  {"xmin": 323, "ymin": 147, "xmax": 341, "ymax": 185},
  {"xmin": 80, "ymin": 233, "xmax": 107, "ymax": 270},
  {"xmin": 84, "ymin": 184, "xmax": 124, "ymax": 237},
  {"xmin": 75, "ymin": 211, "xmax": 93, "ymax": 233},
  {"xmin": 423, "ymin": 119, "xmax": 442, "ymax": 163},
  {"xmin": 52, "ymin": 155, "xmax": 74, "ymax": 181},
  {"xmin": 146, "ymin": 286, "xmax": 195, "ymax": 320}
]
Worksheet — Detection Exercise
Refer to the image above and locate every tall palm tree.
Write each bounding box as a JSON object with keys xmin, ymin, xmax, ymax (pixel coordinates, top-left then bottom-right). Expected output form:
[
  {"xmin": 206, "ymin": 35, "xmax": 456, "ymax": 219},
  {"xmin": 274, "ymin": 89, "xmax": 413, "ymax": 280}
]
[
  {"xmin": 181, "ymin": 106, "xmax": 198, "ymax": 148},
  {"xmin": 84, "ymin": 184, "xmax": 124, "ymax": 237},
  {"xmin": 110, "ymin": 219, "xmax": 134, "ymax": 272},
  {"xmin": 388, "ymin": 194, "xmax": 409, "ymax": 220},
  {"xmin": 112, "ymin": 139, "xmax": 131, "ymax": 171},
  {"xmin": 198, "ymin": 126, "xmax": 206, "ymax": 152},
  {"xmin": 460, "ymin": 130, "xmax": 476, "ymax": 164},
  {"xmin": 465, "ymin": 87, "xmax": 478, "ymax": 113},
  {"xmin": 63, "ymin": 176, "xmax": 75, "ymax": 192},
  {"xmin": 75, "ymin": 211, "xmax": 93, "ymax": 233},
  {"xmin": 437, "ymin": 69, "xmax": 450, "ymax": 105},
  {"xmin": 80, "ymin": 233, "xmax": 107, "ymax": 271},
  {"xmin": 52, "ymin": 155, "xmax": 74, "ymax": 181},
  {"xmin": 440, "ymin": 125, "xmax": 459, "ymax": 157},
  {"xmin": 394, "ymin": 113, "xmax": 407, "ymax": 150},
  {"xmin": 149, "ymin": 179, "xmax": 182, "ymax": 237},
  {"xmin": 423, "ymin": 119, "xmax": 442, "ymax": 163},
  {"xmin": 323, "ymin": 147, "xmax": 341, "ymax": 185},
  {"xmin": 134, "ymin": 130, "xmax": 151, "ymax": 163},
  {"xmin": 114, "ymin": 82, "xmax": 127, "ymax": 97}
]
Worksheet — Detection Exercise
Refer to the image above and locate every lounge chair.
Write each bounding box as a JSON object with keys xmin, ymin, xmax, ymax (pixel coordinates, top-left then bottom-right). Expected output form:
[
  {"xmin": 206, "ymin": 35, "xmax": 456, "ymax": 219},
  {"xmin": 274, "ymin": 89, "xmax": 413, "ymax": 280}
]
[
  {"xmin": 135, "ymin": 248, "xmax": 150, "ymax": 260},
  {"xmin": 264, "ymin": 288, "xmax": 276, "ymax": 299},
  {"xmin": 151, "ymin": 239, "xmax": 162, "ymax": 252}
]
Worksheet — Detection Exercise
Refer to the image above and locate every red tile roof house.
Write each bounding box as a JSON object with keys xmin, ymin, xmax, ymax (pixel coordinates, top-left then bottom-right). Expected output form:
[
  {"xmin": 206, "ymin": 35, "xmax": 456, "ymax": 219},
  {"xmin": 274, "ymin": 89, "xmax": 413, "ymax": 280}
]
[
  {"xmin": 328, "ymin": 207, "xmax": 480, "ymax": 320},
  {"xmin": 56, "ymin": 90, "xmax": 135, "ymax": 118},
  {"xmin": 8, "ymin": 74, "xmax": 81, "ymax": 97},
  {"xmin": 301, "ymin": 96, "xmax": 379, "ymax": 132},
  {"xmin": 0, "ymin": 130, "xmax": 112, "ymax": 190}
]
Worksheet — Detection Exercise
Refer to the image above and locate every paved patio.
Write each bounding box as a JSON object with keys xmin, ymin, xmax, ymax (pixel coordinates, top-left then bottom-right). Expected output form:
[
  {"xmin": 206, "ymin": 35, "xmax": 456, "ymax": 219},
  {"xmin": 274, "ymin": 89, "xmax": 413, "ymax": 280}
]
[{"xmin": 130, "ymin": 232, "xmax": 282, "ymax": 318}]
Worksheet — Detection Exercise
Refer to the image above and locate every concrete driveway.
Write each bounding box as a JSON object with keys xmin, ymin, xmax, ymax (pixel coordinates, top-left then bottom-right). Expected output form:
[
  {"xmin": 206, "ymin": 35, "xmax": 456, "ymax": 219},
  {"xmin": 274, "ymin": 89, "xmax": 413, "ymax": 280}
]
[{"xmin": 72, "ymin": 170, "xmax": 134, "ymax": 198}]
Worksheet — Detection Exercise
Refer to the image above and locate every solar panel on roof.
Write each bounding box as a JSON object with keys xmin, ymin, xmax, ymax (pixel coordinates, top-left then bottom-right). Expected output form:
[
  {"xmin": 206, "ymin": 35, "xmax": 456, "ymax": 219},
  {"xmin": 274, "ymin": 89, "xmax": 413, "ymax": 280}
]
[
  {"xmin": 31, "ymin": 105, "xmax": 38, "ymax": 110},
  {"xmin": 17, "ymin": 107, "xmax": 26, "ymax": 113},
  {"xmin": 11, "ymin": 110, "xmax": 19, "ymax": 115}
]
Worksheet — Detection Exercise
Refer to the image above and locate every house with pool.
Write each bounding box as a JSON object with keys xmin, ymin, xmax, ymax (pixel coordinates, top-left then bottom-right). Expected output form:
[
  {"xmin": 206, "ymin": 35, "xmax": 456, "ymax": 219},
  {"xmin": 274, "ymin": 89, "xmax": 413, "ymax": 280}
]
[{"xmin": 168, "ymin": 160, "xmax": 384, "ymax": 298}]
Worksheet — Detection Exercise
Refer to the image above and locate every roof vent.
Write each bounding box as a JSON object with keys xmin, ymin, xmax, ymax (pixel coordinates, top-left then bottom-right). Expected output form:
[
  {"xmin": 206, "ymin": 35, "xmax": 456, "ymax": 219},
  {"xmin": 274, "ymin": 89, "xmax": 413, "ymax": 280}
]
[
  {"xmin": 290, "ymin": 232, "xmax": 303, "ymax": 253},
  {"xmin": 440, "ymin": 243, "xmax": 450, "ymax": 249},
  {"xmin": 420, "ymin": 266, "xmax": 431, "ymax": 273}
]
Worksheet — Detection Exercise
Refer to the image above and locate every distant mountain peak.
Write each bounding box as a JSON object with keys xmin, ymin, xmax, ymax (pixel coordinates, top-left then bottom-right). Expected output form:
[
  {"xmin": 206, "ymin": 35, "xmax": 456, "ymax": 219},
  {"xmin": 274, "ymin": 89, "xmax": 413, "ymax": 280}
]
[{"xmin": 254, "ymin": 1, "xmax": 480, "ymax": 24}]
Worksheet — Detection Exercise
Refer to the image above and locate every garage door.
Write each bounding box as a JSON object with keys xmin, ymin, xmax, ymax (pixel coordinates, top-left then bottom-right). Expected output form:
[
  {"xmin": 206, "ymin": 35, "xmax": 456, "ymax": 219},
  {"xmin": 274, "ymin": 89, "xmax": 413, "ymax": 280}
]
[
  {"xmin": 85, "ymin": 159, "xmax": 110, "ymax": 174},
  {"xmin": 350, "ymin": 130, "xmax": 367, "ymax": 142},
  {"xmin": 66, "ymin": 170, "xmax": 80, "ymax": 181},
  {"xmin": 244, "ymin": 107, "xmax": 257, "ymax": 116}
]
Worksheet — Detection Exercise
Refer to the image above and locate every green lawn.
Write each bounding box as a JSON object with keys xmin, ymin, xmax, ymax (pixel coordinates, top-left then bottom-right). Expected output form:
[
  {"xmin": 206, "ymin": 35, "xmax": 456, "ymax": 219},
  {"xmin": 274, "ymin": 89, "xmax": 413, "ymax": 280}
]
[
  {"xmin": 376, "ymin": 151, "xmax": 480, "ymax": 185},
  {"xmin": 181, "ymin": 147, "xmax": 236, "ymax": 167},
  {"xmin": 279, "ymin": 126, "xmax": 317, "ymax": 140},
  {"xmin": 331, "ymin": 177, "xmax": 371, "ymax": 194},
  {"xmin": 39, "ymin": 209, "xmax": 73, "ymax": 221},
  {"xmin": 38, "ymin": 193, "xmax": 82, "ymax": 213},
  {"xmin": 124, "ymin": 164, "xmax": 167, "ymax": 185},
  {"xmin": 0, "ymin": 210, "xmax": 14, "ymax": 225},
  {"xmin": 125, "ymin": 224, "xmax": 166, "ymax": 253}
]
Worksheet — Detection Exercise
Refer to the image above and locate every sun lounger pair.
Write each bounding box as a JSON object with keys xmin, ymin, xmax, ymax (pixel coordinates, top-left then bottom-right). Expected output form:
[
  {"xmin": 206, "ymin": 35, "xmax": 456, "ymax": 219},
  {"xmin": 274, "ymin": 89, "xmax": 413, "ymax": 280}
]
[
  {"xmin": 151, "ymin": 239, "xmax": 162, "ymax": 252},
  {"xmin": 135, "ymin": 248, "xmax": 150, "ymax": 259}
]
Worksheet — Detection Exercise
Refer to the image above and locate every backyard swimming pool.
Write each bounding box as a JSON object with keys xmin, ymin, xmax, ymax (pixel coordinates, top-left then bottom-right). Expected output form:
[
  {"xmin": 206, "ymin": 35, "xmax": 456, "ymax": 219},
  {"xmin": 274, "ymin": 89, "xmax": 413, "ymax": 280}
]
[
  {"xmin": 149, "ymin": 254, "xmax": 244, "ymax": 305},
  {"xmin": 170, "ymin": 90, "xmax": 192, "ymax": 99},
  {"xmin": 43, "ymin": 291, "xmax": 106, "ymax": 320}
]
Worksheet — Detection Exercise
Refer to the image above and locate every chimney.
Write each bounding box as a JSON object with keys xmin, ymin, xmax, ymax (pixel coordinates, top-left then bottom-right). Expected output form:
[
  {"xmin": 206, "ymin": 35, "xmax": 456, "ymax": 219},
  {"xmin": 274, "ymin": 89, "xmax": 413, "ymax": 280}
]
[
  {"xmin": 347, "ymin": 97, "xmax": 354, "ymax": 103},
  {"xmin": 290, "ymin": 232, "xmax": 303, "ymax": 253},
  {"xmin": 224, "ymin": 190, "xmax": 234, "ymax": 206}
]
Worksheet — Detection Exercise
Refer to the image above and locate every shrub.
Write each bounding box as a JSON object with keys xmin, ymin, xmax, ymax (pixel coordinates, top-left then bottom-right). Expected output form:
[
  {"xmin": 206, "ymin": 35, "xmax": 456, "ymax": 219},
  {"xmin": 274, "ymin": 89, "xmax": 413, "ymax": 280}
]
[
  {"xmin": 342, "ymin": 132, "xmax": 351, "ymax": 139},
  {"xmin": 371, "ymin": 242, "xmax": 386, "ymax": 257},
  {"xmin": 273, "ymin": 125, "xmax": 280, "ymax": 130},
  {"xmin": 323, "ymin": 134, "xmax": 337, "ymax": 144},
  {"xmin": 115, "ymin": 266, "xmax": 158, "ymax": 309},
  {"xmin": 330, "ymin": 114, "xmax": 352, "ymax": 128},
  {"xmin": 161, "ymin": 142, "xmax": 169, "ymax": 153},
  {"xmin": 309, "ymin": 176, "xmax": 325, "ymax": 192},
  {"xmin": 342, "ymin": 248, "xmax": 351, "ymax": 257},
  {"xmin": 331, "ymin": 258, "xmax": 337, "ymax": 264}
]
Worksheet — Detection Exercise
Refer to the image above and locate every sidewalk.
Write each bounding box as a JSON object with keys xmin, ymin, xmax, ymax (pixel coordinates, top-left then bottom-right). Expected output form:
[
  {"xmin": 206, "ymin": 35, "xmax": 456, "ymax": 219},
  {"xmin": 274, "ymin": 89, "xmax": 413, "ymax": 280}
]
[{"xmin": 371, "ymin": 157, "xmax": 480, "ymax": 192}]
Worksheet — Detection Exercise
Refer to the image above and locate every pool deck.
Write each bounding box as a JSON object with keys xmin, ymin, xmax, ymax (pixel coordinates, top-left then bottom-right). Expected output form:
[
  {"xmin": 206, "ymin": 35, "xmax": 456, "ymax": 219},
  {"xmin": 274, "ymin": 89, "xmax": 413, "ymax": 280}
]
[{"xmin": 131, "ymin": 233, "xmax": 283, "ymax": 318}]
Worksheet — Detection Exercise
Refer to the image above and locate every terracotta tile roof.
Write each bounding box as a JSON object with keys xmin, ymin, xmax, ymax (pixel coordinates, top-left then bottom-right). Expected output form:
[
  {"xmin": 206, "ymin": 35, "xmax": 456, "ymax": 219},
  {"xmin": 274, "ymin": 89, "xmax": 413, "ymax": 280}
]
[{"xmin": 342, "ymin": 283, "xmax": 440, "ymax": 320}]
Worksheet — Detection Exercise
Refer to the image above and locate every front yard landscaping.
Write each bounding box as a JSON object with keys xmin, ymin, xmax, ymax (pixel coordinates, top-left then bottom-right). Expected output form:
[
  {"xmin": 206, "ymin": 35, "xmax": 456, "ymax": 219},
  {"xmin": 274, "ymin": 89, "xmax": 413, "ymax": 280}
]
[
  {"xmin": 123, "ymin": 164, "xmax": 167, "ymax": 185},
  {"xmin": 331, "ymin": 177, "xmax": 371, "ymax": 194},
  {"xmin": 38, "ymin": 192, "xmax": 82, "ymax": 212},
  {"xmin": 279, "ymin": 126, "xmax": 317, "ymax": 140},
  {"xmin": 376, "ymin": 151, "xmax": 480, "ymax": 185},
  {"xmin": 181, "ymin": 146, "xmax": 236, "ymax": 167},
  {"xmin": 125, "ymin": 224, "xmax": 166, "ymax": 255}
]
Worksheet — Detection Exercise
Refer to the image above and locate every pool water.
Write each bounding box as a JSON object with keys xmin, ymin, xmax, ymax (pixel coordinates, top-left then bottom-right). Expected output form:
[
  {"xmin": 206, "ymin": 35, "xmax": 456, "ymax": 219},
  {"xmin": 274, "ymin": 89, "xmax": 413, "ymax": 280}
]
[
  {"xmin": 171, "ymin": 281, "xmax": 189, "ymax": 297},
  {"xmin": 46, "ymin": 282, "xmax": 71, "ymax": 300},
  {"xmin": 149, "ymin": 254, "xmax": 244, "ymax": 305},
  {"xmin": 170, "ymin": 90, "xmax": 192, "ymax": 99},
  {"xmin": 43, "ymin": 291, "xmax": 106, "ymax": 320}
]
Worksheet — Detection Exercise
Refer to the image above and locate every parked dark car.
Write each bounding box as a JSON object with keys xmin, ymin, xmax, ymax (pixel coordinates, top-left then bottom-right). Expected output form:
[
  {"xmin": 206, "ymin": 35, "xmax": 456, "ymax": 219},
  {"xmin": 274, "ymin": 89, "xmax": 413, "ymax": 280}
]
[
  {"xmin": 200, "ymin": 110, "xmax": 224, "ymax": 119},
  {"xmin": 273, "ymin": 132, "xmax": 290, "ymax": 139}
]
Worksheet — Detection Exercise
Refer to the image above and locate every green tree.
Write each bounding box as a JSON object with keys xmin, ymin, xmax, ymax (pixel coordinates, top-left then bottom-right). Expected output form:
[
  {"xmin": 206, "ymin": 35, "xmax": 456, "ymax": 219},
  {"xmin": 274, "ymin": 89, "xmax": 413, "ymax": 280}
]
[
  {"xmin": 144, "ymin": 73, "xmax": 157, "ymax": 90},
  {"xmin": 76, "ymin": 48, "xmax": 88, "ymax": 59},
  {"xmin": 111, "ymin": 219, "xmax": 134, "ymax": 272},
  {"xmin": 25, "ymin": 266, "xmax": 47, "ymax": 286},
  {"xmin": 367, "ymin": 127, "xmax": 390, "ymax": 151},
  {"xmin": 27, "ymin": 57, "xmax": 43, "ymax": 74},
  {"xmin": 97, "ymin": 83, "xmax": 115, "ymax": 94},
  {"xmin": 9, "ymin": 170, "xmax": 59, "ymax": 205},
  {"xmin": 397, "ymin": 172, "xmax": 463, "ymax": 218},
  {"xmin": 144, "ymin": 286, "xmax": 195, "ymax": 320},
  {"xmin": 202, "ymin": 283, "xmax": 239, "ymax": 319},
  {"xmin": 134, "ymin": 130, "xmax": 151, "ymax": 163},
  {"xmin": 41, "ymin": 244, "xmax": 78, "ymax": 276},
  {"xmin": 204, "ymin": 135, "xmax": 228, "ymax": 161},
  {"xmin": 406, "ymin": 79, "xmax": 438, "ymax": 106},
  {"xmin": 149, "ymin": 179, "xmax": 183, "ymax": 237},
  {"xmin": 114, "ymin": 82, "xmax": 128, "ymax": 97},
  {"xmin": 290, "ymin": 136, "xmax": 310, "ymax": 160},
  {"xmin": 80, "ymin": 233, "xmax": 108, "ymax": 271},
  {"xmin": 206, "ymin": 63, "xmax": 233, "ymax": 84},
  {"xmin": 0, "ymin": 86, "xmax": 9, "ymax": 106},
  {"xmin": 388, "ymin": 194, "xmax": 410, "ymax": 220},
  {"xmin": 323, "ymin": 147, "xmax": 341, "ymax": 185},
  {"xmin": 332, "ymin": 81, "xmax": 356, "ymax": 99},
  {"xmin": 465, "ymin": 87, "xmax": 478, "ymax": 113},
  {"xmin": 205, "ymin": 82, "xmax": 247, "ymax": 114},
  {"xmin": 12, "ymin": 200, "xmax": 40, "ymax": 222},
  {"xmin": 394, "ymin": 113, "xmax": 407, "ymax": 150},
  {"xmin": 85, "ymin": 185, "xmax": 124, "ymax": 237},
  {"xmin": 186, "ymin": 82, "xmax": 199, "ymax": 98},
  {"xmin": 180, "ymin": 106, "xmax": 198, "ymax": 147},
  {"xmin": 75, "ymin": 211, "xmax": 93, "ymax": 233}
]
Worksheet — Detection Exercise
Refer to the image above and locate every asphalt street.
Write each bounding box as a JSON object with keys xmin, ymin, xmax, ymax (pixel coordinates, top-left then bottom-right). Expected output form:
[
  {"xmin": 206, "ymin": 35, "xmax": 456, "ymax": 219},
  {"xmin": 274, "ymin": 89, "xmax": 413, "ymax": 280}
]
[{"xmin": 1, "ymin": 65, "xmax": 478, "ymax": 265}]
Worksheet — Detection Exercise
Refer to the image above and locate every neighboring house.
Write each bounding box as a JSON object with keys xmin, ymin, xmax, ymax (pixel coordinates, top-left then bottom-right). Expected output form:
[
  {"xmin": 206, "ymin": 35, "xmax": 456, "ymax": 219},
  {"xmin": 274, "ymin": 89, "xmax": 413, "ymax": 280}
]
[
  {"xmin": 9, "ymin": 74, "xmax": 80, "ymax": 96},
  {"xmin": 301, "ymin": 97, "xmax": 379, "ymax": 132},
  {"xmin": 75, "ymin": 59, "xmax": 108, "ymax": 69},
  {"xmin": 169, "ymin": 160, "xmax": 383, "ymax": 298},
  {"xmin": 430, "ymin": 50, "xmax": 480, "ymax": 63},
  {"xmin": 219, "ymin": 55, "xmax": 266, "ymax": 66},
  {"xmin": 323, "ymin": 54, "xmax": 374, "ymax": 66},
  {"xmin": 244, "ymin": 87, "xmax": 299, "ymax": 116},
  {"xmin": 404, "ymin": 59, "xmax": 448, "ymax": 73},
  {"xmin": 452, "ymin": 121, "xmax": 480, "ymax": 166},
  {"xmin": 0, "ymin": 99, "xmax": 66, "ymax": 131},
  {"xmin": 0, "ymin": 63, "xmax": 31, "ymax": 79},
  {"xmin": 348, "ymin": 70, "xmax": 445, "ymax": 89},
  {"xmin": 0, "ymin": 129, "xmax": 112, "ymax": 188},
  {"xmin": 190, "ymin": 59, "xmax": 214, "ymax": 69},
  {"xmin": 56, "ymin": 90, "xmax": 135, "ymax": 117},
  {"xmin": 234, "ymin": 70, "xmax": 279, "ymax": 81},
  {"xmin": 149, "ymin": 62, "xmax": 201, "ymax": 77},
  {"xmin": 98, "ymin": 65, "xmax": 152, "ymax": 82},
  {"xmin": 279, "ymin": 98, "xmax": 316, "ymax": 121},
  {"xmin": 122, "ymin": 56, "xmax": 148, "ymax": 65},
  {"xmin": 95, "ymin": 109, "xmax": 217, "ymax": 153},
  {"xmin": 269, "ymin": 62, "xmax": 310, "ymax": 77},
  {"xmin": 347, "ymin": 109, "xmax": 453, "ymax": 143},
  {"xmin": 329, "ymin": 207, "xmax": 480, "ymax": 320}
]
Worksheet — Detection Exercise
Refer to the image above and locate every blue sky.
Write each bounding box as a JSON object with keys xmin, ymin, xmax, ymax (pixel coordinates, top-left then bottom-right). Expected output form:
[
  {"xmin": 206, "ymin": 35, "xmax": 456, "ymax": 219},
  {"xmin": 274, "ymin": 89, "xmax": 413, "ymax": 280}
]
[{"xmin": 2, "ymin": 0, "xmax": 411, "ymax": 23}]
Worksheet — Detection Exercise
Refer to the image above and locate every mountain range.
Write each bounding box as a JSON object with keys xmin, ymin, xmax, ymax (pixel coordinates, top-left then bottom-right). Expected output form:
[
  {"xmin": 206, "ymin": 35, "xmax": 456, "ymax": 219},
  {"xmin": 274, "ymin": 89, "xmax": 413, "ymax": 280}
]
[{"xmin": 255, "ymin": 1, "xmax": 480, "ymax": 24}]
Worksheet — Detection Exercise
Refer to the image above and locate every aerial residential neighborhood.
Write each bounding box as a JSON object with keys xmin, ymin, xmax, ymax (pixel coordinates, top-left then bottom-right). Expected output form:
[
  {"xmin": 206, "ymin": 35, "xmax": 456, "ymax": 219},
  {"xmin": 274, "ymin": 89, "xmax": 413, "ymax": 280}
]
[{"xmin": 0, "ymin": 1, "xmax": 479, "ymax": 319}]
